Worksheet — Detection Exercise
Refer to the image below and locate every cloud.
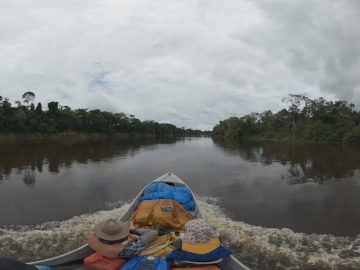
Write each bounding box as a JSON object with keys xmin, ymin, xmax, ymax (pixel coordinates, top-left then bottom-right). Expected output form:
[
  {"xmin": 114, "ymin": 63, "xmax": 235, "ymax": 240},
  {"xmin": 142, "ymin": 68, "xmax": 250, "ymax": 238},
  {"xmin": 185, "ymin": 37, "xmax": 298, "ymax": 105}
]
[{"xmin": 1, "ymin": 0, "xmax": 359, "ymax": 130}]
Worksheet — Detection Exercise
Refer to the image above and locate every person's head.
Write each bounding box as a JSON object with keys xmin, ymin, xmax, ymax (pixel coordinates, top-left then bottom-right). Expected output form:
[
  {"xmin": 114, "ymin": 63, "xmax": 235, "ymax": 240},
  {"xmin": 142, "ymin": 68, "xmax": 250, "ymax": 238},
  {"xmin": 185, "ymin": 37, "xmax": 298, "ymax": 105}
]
[{"xmin": 94, "ymin": 218, "xmax": 130, "ymax": 244}]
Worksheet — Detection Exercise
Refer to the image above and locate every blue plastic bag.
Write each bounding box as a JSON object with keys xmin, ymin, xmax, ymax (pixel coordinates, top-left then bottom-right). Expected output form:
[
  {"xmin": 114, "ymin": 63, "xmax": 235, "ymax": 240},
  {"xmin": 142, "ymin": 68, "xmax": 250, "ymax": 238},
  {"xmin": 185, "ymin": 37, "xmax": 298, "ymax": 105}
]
[
  {"xmin": 120, "ymin": 256, "xmax": 169, "ymax": 270},
  {"xmin": 142, "ymin": 182, "xmax": 195, "ymax": 211}
]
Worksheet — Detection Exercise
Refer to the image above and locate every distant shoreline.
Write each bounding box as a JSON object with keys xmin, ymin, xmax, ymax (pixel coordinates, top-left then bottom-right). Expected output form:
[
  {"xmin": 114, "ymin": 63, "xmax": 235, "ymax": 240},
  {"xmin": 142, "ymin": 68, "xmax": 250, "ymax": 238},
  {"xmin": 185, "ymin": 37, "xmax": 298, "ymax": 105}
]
[
  {"xmin": 211, "ymin": 135, "xmax": 350, "ymax": 145},
  {"xmin": 212, "ymin": 94, "xmax": 360, "ymax": 144},
  {"xmin": 0, "ymin": 132, "xmax": 208, "ymax": 144},
  {"xmin": 0, "ymin": 92, "xmax": 208, "ymax": 137}
]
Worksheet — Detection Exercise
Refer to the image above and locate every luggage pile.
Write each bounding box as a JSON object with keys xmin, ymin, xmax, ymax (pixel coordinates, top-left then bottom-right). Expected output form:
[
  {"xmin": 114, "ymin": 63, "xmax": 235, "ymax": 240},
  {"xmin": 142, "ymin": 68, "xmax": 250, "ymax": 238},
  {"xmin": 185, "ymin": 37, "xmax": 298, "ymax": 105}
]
[{"xmin": 85, "ymin": 181, "xmax": 231, "ymax": 270}]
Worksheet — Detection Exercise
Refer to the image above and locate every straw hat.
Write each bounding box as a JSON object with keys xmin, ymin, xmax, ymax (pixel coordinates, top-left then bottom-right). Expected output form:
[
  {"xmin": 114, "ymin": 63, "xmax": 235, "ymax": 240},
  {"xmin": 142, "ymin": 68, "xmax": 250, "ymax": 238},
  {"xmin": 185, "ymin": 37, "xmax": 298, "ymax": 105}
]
[{"xmin": 94, "ymin": 219, "xmax": 130, "ymax": 241}]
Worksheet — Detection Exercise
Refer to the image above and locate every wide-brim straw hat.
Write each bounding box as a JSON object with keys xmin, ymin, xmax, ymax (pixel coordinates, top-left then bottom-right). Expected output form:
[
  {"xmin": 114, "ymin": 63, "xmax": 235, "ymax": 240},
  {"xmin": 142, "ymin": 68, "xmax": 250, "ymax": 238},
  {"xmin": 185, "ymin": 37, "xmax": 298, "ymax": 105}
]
[{"xmin": 94, "ymin": 218, "xmax": 130, "ymax": 241}]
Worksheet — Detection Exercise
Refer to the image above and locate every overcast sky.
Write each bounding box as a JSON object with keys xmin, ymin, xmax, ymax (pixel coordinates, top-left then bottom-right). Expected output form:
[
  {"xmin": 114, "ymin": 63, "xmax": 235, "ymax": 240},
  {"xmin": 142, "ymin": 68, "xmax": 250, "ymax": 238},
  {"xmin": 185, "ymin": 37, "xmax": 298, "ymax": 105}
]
[{"xmin": 1, "ymin": 0, "xmax": 360, "ymax": 130}]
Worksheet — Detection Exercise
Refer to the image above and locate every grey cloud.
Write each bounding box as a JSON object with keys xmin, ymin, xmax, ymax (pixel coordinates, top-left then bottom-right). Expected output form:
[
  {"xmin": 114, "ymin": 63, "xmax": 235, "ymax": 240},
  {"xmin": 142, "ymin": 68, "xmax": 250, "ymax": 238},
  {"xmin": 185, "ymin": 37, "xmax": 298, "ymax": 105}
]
[
  {"xmin": 1, "ymin": 0, "xmax": 360, "ymax": 130},
  {"xmin": 248, "ymin": 0, "xmax": 360, "ymax": 103}
]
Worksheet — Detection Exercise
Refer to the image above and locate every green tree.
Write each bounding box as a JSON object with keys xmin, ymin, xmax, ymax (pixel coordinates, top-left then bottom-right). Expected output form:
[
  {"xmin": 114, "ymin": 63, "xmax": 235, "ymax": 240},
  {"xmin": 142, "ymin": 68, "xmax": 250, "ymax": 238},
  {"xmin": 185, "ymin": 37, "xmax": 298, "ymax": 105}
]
[
  {"xmin": 35, "ymin": 102, "xmax": 42, "ymax": 113},
  {"xmin": 48, "ymin": 101, "xmax": 59, "ymax": 114},
  {"xmin": 22, "ymin": 91, "xmax": 35, "ymax": 108},
  {"xmin": 0, "ymin": 93, "xmax": 206, "ymax": 136}
]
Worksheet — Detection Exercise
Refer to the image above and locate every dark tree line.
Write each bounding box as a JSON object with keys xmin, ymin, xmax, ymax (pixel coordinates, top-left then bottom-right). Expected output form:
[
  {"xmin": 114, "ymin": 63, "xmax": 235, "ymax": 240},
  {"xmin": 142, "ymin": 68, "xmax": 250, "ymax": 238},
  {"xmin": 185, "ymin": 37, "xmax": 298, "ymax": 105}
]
[
  {"xmin": 213, "ymin": 94, "xmax": 360, "ymax": 143},
  {"xmin": 0, "ymin": 92, "xmax": 205, "ymax": 136}
]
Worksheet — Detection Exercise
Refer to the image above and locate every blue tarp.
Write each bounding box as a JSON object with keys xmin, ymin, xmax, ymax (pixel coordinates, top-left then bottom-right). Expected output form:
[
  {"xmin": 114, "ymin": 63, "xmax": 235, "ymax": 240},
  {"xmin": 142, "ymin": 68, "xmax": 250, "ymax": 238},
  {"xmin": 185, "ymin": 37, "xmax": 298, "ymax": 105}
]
[
  {"xmin": 121, "ymin": 256, "xmax": 169, "ymax": 270},
  {"xmin": 141, "ymin": 182, "xmax": 195, "ymax": 211}
]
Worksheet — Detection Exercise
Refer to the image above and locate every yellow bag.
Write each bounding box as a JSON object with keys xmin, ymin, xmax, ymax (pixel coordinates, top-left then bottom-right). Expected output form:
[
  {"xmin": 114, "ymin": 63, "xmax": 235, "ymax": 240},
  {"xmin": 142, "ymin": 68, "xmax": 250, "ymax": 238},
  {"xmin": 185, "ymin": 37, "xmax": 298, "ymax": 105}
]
[
  {"xmin": 133, "ymin": 199, "xmax": 195, "ymax": 230},
  {"xmin": 140, "ymin": 234, "xmax": 175, "ymax": 257},
  {"xmin": 182, "ymin": 238, "xmax": 221, "ymax": 254}
]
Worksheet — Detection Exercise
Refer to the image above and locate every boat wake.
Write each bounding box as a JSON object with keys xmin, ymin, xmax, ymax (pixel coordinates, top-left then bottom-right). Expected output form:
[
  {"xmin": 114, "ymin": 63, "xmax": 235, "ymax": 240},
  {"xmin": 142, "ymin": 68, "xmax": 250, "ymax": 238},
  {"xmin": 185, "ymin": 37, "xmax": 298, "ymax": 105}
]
[
  {"xmin": 1, "ymin": 196, "xmax": 360, "ymax": 270},
  {"xmin": 197, "ymin": 196, "xmax": 360, "ymax": 270},
  {"xmin": 0, "ymin": 203, "xmax": 130, "ymax": 263}
]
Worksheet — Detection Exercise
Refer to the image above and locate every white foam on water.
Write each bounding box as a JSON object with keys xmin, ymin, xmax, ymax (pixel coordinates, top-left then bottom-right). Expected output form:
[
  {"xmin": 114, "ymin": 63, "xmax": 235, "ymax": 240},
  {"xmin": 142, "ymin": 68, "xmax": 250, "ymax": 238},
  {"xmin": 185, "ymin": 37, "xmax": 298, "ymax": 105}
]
[
  {"xmin": 196, "ymin": 195, "xmax": 360, "ymax": 270},
  {"xmin": 0, "ymin": 203, "xmax": 130, "ymax": 262},
  {"xmin": 1, "ymin": 196, "xmax": 360, "ymax": 270}
]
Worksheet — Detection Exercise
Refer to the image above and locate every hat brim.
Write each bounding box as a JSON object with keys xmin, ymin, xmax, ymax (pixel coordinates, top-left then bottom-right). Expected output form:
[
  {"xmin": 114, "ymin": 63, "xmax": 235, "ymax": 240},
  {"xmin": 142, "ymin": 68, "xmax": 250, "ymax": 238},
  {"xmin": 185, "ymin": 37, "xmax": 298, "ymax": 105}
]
[{"xmin": 94, "ymin": 220, "xmax": 130, "ymax": 241}]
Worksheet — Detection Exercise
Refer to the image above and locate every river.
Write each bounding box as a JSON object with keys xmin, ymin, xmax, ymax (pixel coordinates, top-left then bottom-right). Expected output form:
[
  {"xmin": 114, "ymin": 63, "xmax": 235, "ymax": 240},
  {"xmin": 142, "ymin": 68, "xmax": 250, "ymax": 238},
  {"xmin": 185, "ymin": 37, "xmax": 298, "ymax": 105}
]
[{"xmin": 1, "ymin": 136, "xmax": 360, "ymax": 269}]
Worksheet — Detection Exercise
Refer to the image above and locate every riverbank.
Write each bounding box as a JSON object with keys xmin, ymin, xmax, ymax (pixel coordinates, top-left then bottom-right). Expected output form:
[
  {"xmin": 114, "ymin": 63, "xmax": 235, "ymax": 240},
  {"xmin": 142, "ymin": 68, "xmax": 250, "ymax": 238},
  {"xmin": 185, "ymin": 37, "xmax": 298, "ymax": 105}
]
[
  {"xmin": 211, "ymin": 134, "xmax": 360, "ymax": 145},
  {"xmin": 0, "ymin": 132, "xmax": 129, "ymax": 145},
  {"xmin": 0, "ymin": 132, "xmax": 208, "ymax": 144},
  {"xmin": 212, "ymin": 95, "xmax": 360, "ymax": 145}
]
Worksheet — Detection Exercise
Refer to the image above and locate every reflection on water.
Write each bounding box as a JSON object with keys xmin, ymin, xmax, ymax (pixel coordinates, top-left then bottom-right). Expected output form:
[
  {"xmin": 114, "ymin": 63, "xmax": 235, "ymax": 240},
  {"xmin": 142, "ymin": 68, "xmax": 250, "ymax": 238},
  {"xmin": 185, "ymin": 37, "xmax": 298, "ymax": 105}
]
[
  {"xmin": 22, "ymin": 173, "xmax": 36, "ymax": 186},
  {"xmin": 213, "ymin": 139, "xmax": 360, "ymax": 184},
  {"xmin": 2, "ymin": 136, "xmax": 360, "ymax": 269},
  {"xmin": 0, "ymin": 136, "xmax": 177, "ymax": 183},
  {"xmin": 1, "ymin": 136, "xmax": 360, "ymax": 237},
  {"xmin": 211, "ymin": 139, "xmax": 360, "ymax": 236},
  {"xmin": 0, "ymin": 136, "xmax": 179, "ymax": 225}
]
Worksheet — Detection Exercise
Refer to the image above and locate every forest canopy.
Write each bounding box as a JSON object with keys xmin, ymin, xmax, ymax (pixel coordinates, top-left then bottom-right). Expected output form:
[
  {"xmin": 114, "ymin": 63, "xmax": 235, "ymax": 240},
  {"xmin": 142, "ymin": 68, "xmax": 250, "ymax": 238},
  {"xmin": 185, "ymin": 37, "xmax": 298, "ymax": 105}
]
[
  {"xmin": 0, "ymin": 92, "xmax": 205, "ymax": 136},
  {"xmin": 212, "ymin": 94, "xmax": 360, "ymax": 143}
]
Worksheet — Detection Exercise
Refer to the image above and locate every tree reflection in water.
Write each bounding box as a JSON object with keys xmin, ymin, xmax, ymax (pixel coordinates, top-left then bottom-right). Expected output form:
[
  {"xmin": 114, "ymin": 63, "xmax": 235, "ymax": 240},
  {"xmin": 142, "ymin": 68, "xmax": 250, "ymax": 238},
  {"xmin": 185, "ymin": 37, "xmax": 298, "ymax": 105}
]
[
  {"xmin": 23, "ymin": 172, "xmax": 36, "ymax": 186},
  {"xmin": 0, "ymin": 136, "xmax": 177, "ymax": 185},
  {"xmin": 212, "ymin": 138, "xmax": 360, "ymax": 184}
]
